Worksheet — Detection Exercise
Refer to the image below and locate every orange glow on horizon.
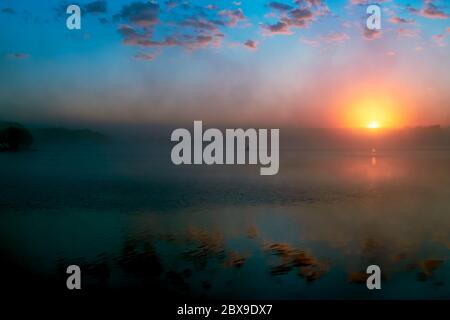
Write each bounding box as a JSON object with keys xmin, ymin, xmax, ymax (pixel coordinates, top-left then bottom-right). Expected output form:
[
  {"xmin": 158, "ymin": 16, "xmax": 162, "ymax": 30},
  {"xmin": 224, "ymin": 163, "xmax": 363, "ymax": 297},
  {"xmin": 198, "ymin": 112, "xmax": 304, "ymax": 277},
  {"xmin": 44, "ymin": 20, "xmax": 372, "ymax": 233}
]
[{"xmin": 340, "ymin": 89, "xmax": 408, "ymax": 129}]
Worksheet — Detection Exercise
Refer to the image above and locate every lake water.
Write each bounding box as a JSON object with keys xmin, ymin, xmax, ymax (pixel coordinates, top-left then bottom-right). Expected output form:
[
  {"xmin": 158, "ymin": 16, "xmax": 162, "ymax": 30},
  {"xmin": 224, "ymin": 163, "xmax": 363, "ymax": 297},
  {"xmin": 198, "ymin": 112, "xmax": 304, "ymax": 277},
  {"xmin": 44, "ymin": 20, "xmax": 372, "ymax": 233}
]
[{"xmin": 0, "ymin": 144, "xmax": 449, "ymax": 299}]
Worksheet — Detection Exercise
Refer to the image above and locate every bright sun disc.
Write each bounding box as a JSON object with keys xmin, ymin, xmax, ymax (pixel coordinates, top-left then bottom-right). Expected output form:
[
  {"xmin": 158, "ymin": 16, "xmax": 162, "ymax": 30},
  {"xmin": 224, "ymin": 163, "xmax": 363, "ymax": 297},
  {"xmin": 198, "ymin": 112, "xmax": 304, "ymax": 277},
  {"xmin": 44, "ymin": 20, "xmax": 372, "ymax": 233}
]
[
  {"xmin": 367, "ymin": 121, "xmax": 380, "ymax": 129},
  {"xmin": 340, "ymin": 89, "xmax": 408, "ymax": 129}
]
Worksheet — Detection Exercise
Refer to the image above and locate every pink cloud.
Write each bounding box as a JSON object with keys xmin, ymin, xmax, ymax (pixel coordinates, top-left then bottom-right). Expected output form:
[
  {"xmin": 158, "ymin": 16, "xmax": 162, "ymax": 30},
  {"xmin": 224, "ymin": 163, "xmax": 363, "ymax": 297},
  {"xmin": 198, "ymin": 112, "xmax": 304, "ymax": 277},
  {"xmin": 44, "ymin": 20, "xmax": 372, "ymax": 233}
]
[
  {"xmin": 219, "ymin": 8, "xmax": 245, "ymax": 27},
  {"xmin": 321, "ymin": 32, "xmax": 350, "ymax": 43},
  {"xmin": 418, "ymin": 2, "xmax": 449, "ymax": 19},
  {"xmin": 432, "ymin": 34, "xmax": 447, "ymax": 47},
  {"xmin": 263, "ymin": 21, "xmax": 292, "ymax": 35},
  {"xmin": 300, "ymin": 37, "xmax": 320, "ymax": 46},
  {"xmin": 397, "ymin": 28, "xmax": 420, "ymax": 38},
  {"xmin": 350, "ymin": 0, "xmax": 389, "ymax": 4},
  {"xmin": 134, "ymin": 52, "xmax": 156, "ymax": 61},
  {"xmin": 244, "ymin": 39, "xmax": 258, "ymax": 50},
  {"xmin": 390, "ymin": 16, "xmax": 415, "ymax": 24},
  {"xmin": 362, "ymin": 28, "xmax": 381, "ymax": 40},
  {"xmin": 263, "ymin": 0, "xmax": 328, "ymax": 35},
  {"xmin": 267, "ymin": 2, "xmax": 293, "ymax": 12}
]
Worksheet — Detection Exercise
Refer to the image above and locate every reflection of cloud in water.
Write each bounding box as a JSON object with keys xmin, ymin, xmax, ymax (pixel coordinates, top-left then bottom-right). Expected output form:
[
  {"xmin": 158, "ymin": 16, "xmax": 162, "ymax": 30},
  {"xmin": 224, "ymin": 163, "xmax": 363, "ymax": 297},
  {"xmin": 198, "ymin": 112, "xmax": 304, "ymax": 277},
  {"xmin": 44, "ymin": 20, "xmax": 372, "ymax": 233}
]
[
  {"xmin": 128, "ymin": 198, "xmax": 449, "ymax": 296},
  {"xmin": 1, "ymin": 147, "xmax": 449, "ymax": 297},
  {"xmin": 117, "ymin": 239, "xmax": 162, "ymax": 278},
  {"xmin": 417, "ymin": 260, "xmax": 444, "ymax": 282},
  {"xmin": 263, "ymin": 243, "xmax": 328, "ymax": 282},
  {"xmin": 182, "ymin": 228, "xmax": 226, "ymax": 269}
]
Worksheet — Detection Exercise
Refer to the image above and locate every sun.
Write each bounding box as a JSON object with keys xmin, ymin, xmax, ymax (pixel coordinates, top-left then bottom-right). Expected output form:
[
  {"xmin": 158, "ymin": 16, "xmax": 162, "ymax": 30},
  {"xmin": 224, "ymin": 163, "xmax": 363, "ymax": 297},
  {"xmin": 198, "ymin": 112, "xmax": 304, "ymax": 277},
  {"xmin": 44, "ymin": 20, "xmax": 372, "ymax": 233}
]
[
  {"xmin": 367, "ymin": 121, "xmax": 380, "ymax": 129},
  {"xmin": 341, "ymin": 92, "xmax": 405, "ymax": 129}
]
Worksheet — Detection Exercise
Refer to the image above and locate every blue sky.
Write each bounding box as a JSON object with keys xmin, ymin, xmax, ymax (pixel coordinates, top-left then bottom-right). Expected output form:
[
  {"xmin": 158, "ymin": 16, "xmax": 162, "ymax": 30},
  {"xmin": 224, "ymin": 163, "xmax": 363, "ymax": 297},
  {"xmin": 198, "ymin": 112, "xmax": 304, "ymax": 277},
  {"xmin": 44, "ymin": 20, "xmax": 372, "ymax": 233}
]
[{"xmin": 0, "ymin": 0, "xmax": 449, "ymax": 127}]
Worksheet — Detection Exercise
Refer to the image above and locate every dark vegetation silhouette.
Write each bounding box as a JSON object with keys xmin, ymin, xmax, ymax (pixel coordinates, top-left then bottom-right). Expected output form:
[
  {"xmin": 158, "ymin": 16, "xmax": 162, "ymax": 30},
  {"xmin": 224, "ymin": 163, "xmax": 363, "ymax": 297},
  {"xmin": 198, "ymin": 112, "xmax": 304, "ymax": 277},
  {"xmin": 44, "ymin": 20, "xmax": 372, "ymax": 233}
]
[{"xmin": 0, "ymin": 126, "xmax": 33, "ymax": 151}]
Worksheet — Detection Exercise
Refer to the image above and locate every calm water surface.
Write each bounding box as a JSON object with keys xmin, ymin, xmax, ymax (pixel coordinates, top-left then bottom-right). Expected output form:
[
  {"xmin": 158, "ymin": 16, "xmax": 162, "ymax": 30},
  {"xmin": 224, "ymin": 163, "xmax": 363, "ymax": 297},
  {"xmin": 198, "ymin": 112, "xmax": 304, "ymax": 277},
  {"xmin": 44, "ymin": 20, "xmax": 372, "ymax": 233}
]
[{"xmin": 0, "ymin": 144, "xmax": 449, "ymax": 299}]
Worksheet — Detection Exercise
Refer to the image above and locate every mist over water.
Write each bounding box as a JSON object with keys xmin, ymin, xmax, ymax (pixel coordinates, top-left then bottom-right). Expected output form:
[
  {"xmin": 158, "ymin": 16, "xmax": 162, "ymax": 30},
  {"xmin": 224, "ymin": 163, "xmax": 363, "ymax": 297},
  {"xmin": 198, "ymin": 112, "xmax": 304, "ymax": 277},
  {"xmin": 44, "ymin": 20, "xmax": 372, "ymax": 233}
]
[
  {"xmin": 1, "ymin": 0, "xmax": 450, "ymax": 304},
  {"xmin": 0, "ymin": 132, "xmax": 449, "ymax": 298}
]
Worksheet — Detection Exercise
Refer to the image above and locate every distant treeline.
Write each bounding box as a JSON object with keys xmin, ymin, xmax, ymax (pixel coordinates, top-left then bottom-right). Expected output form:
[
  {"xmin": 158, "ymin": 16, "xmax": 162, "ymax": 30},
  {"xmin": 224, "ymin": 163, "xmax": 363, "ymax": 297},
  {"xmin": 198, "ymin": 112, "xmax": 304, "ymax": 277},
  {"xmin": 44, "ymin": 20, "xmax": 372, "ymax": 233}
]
[
  {"xmin": 32, "ymin": 127, "xmax": 108, "ymax": 144},
  {"xmin": 0, "ymin": 124, "xmax": 33, "ymax": 151},
  {"xmin": 0, "ymin": 121, "xmax": 108, "ymax": 151}
]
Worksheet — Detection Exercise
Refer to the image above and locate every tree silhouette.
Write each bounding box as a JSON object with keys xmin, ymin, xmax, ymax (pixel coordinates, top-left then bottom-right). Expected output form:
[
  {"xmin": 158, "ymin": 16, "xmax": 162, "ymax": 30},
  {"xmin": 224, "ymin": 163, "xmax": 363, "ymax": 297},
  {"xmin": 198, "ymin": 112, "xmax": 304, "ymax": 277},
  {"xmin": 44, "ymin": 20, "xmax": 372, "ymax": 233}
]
[{"xmin": 0, "ymin": 126, "xmax": 33, "ymax": 151}]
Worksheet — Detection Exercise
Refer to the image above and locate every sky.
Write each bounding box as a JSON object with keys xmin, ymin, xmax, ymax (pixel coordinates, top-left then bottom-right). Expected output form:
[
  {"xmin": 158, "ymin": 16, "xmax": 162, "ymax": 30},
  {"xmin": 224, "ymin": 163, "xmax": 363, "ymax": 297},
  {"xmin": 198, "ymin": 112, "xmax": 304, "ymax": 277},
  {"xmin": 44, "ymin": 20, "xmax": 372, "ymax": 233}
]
[{"xmin": 0, "ymin": 0, "xmax": 449, "ymax": 128}]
